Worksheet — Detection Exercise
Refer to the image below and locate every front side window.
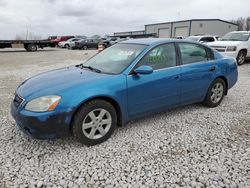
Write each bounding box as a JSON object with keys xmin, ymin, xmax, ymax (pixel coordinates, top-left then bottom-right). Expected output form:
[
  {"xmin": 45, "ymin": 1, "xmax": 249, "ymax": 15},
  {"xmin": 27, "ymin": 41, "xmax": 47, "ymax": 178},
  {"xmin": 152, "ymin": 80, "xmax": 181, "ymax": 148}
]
[
  {"xmin": 179, "ymin": 43, "xmax": 208, "ymax": 64},
  {"xmin": 138, "ymin": 43, "xmax": 177, "ymax": 70}
]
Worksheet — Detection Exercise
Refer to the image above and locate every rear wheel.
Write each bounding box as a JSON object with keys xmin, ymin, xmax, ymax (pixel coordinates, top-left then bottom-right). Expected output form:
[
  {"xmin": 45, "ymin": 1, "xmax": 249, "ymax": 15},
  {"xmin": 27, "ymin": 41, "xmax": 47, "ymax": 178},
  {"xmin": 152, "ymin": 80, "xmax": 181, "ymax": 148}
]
[
  {"xmin": 26, "ymin": 44, "xmax": 37, "ymax": 52},
  {"xmin": 72, "ymin": 100, "xmax": 117, "ymax": 146},
  {"xmin": 83, "ymin": 45, "xmax": 88, "ymax": 50},
  {"xmin": 203, "ymin": 78, "xmax": 226, "ymax": 107},
  {"xmin": 237, "ymin": 50, "xmax": 246, "ymax": 65}
]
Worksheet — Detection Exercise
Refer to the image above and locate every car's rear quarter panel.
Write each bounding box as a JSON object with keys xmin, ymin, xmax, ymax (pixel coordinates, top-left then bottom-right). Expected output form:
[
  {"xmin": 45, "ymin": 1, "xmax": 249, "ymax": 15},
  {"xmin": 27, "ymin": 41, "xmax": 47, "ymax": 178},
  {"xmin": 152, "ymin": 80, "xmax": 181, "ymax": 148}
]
[{"xmin": 215, "ymin": 57, "xmax": 238, "ymax": 90}]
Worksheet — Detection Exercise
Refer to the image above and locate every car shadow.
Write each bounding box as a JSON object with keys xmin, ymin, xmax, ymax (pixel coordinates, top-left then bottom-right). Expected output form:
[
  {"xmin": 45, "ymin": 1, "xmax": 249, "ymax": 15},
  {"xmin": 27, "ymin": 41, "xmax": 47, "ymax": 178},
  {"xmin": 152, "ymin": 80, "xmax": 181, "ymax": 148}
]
[{"xmin": 14, "ymin": 102, "xmax": 209, "ymax": 148}]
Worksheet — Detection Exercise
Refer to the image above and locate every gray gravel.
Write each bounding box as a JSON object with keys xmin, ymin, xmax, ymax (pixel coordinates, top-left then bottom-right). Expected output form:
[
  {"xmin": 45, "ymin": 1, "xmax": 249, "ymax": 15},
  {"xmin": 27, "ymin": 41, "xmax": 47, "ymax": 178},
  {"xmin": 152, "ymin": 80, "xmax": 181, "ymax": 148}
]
[{"xmin": 0, "ymin": 48, "xmax": 250, "ymax": 187}]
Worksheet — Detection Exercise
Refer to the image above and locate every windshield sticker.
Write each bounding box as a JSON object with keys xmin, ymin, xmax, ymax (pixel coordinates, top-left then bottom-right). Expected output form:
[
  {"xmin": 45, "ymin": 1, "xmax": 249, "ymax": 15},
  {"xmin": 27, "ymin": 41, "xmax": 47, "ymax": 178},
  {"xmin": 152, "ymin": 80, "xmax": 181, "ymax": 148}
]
[{"xmin": 118, "ymin": 51, "xmax": 134, "ymax": 56}]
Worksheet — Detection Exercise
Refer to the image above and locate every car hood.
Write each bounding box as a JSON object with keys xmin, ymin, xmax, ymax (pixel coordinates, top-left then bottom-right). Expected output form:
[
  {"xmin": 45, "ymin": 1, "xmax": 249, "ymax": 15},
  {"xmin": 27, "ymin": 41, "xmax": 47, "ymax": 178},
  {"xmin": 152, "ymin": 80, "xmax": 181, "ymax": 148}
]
[
  {"xmin": 208, "ymin": 41, "xmax": 242, "ymax": 46},
  {"xmin": 17, "ymin": 66, "xmax": 111, "ymax": 99}
]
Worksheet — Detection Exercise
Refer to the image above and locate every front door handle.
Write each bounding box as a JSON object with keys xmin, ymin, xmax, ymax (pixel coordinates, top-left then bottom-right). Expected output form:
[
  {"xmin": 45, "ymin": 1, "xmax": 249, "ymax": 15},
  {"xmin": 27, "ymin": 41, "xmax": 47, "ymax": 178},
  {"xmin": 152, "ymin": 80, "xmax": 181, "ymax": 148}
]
[
  {"xmin": 173, "ymin": 75, "xmax": 180, "ymax": 80},
  {"xmin": 209, "ymin": 66, "xmax": 216, "ymax": 72}
]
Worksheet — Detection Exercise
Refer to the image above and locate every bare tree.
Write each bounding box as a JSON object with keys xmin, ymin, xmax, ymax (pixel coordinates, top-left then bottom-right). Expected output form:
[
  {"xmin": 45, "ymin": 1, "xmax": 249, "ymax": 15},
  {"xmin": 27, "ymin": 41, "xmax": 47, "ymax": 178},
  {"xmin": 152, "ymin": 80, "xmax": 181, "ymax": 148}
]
[
  {"xmin": 15, "ymin": 31, "xmax": 42, "ymax": 40},
  {"xmin": 15, "ymin": 32, "xmax": 26, "ymax": 40},
  {"xmin": 246, "ymin": 17, "xmax": 250, "ymax": 31},
  {"xmin": 28, "ymin": 32, "xmax": 42, "ymax": 40},
  {"xmin": 236, "ymin": 17, "xmax": 246, "ymax": 31}
]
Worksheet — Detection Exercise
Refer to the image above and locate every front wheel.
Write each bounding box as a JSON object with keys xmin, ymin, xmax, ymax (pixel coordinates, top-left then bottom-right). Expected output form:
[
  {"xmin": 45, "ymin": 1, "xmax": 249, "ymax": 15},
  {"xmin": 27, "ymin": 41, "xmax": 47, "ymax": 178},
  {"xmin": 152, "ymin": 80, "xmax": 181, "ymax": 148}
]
[
  {"xmin": 72, "ymin": 100, "xmax": 117, "ymax": 146},
  {"xmin": 203, "ymin": 78, "xmax": 226, "ymax": 108},
  {"xmin": 237, "ymin": 50, "xmax": 246, "ymax": 65},
  {"xmin": 64, "ymin": 44, "xmax": 70, "ymax": 49}
]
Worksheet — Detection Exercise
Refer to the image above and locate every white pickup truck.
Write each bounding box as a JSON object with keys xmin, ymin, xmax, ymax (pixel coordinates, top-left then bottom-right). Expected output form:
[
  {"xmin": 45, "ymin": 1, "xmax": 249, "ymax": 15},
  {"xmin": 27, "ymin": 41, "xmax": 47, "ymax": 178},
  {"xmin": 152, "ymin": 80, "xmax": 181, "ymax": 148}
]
[{"xmin": 208, "ymin": 31, "xmax": 250, "ymax": 65}]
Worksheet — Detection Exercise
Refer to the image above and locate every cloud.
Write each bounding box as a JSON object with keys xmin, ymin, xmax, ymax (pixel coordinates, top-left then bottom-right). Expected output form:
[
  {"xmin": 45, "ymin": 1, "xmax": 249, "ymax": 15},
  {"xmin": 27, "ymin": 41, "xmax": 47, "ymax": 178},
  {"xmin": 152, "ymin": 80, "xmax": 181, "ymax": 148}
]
[
  {"xmin": 57, "ymin": 4, "xmax": 93, "ymax": 17},
  {"xmin": 0, "ymin": 0, "xmax": 250, "ymax": 39},
  {"xmin": 0, "ymin": 0, "xmax": 7, "ymax": 6}
]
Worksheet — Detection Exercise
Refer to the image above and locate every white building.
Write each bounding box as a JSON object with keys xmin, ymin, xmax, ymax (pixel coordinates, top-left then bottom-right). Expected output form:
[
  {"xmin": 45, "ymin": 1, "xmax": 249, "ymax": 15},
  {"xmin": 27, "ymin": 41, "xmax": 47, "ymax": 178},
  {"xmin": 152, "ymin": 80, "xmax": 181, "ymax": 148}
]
[{"xmin": 114, "ymin": 19, "xmax": 238, "ymax": 38}]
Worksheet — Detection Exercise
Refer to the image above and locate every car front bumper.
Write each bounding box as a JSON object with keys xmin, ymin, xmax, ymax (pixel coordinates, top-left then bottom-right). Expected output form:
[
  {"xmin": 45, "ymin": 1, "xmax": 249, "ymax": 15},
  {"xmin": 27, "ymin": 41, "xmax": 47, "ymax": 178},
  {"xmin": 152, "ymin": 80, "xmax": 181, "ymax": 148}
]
[
  {"xmin": 58, "ymin": 43, "xmax": 64, "ymax": 48},
  {"xmin": 10, "ymin": 102, "xmax": 73, "ymax": 139}
]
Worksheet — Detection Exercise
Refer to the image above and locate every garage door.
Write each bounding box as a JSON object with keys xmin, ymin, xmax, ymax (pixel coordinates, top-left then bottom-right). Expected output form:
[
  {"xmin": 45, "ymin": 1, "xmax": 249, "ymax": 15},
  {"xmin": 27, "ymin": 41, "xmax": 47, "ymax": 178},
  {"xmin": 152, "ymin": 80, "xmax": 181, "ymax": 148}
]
[
  {"xmin": 174, "ymin": 27, "xmax": 188, "ymax": 38},
  {"xmin": 158, "ymin": 28, "xmax": 170, "ymax": 38}
]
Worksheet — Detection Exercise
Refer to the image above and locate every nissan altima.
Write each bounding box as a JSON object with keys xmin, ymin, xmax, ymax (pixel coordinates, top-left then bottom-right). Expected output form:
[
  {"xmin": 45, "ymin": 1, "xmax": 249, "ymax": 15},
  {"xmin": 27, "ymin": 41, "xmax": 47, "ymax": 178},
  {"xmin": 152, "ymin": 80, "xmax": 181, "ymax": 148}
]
[{"xmin": 11, "ymin": 39, "xmax": 238, "ymax": 145}]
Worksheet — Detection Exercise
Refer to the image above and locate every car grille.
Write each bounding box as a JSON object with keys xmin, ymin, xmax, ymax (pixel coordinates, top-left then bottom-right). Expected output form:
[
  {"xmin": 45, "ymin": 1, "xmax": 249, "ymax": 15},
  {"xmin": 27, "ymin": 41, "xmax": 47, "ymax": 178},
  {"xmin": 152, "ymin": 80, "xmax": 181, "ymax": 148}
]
[
  {"xmin": 210, "ymin": 46, "xmax": 227, "ymax": 52},
  {"xmin": 13, "ymin": 94, "xmax": 24, "ymax": 108}
]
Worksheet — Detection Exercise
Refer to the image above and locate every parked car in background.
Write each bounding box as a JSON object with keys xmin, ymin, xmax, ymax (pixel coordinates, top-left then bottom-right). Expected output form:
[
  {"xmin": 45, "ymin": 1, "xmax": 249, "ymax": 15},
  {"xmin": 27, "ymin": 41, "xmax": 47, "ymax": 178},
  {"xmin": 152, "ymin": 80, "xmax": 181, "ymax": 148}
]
[
  {"xmin": 98, "ymin": 37, "xmax": 128, "ymax": 52},
  {"xmin": 186, "ymin": 35, "xmax": 218, "ymax": 43},
  {"xmin": 52, "ymin": 36, "xmax": 75, "ymax": 44},
  {"xmin": 101, "ymin": 37, "xmax": 127, "ymax": 48},
  {"xmin": 173, "ymin": 36, "xmax": 184, "ymax": 39},
  {"xmin": 58, "ymin": 38, "xmax": 82, "ymax": 48},
  {"xmin": 208, "ymin": 31, "xmax": 250, "ymax": 65},
  {"xmin": 11, "ymin": 39, "xmax": 238, "ymax": 145},
  {"xmin": 73, "ymin": 39, "xmax": 99, "ymax": 50}
]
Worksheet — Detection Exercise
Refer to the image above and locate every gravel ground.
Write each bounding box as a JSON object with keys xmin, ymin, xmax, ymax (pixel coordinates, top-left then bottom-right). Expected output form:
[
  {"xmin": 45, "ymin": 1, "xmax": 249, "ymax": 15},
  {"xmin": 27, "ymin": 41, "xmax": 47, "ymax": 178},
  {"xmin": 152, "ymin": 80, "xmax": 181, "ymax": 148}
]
[{"xmin": 0, "ymin": 48, "xmax": 249, "ymax": 188}]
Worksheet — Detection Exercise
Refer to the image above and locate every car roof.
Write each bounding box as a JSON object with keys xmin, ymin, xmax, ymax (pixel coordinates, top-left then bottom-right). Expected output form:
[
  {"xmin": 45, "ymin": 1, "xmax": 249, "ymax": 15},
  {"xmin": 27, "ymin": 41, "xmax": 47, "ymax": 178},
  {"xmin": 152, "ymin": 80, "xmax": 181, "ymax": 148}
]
[
  {"xmin": 188, "ymin": 35, "xmax": 216, "ymax": 38},
  {"xmin": 120, "ymin": 38, "xmax": 181, "ymax": 46},
  {"xmin": 230, "ymin": 31, "xmax": 250, "ymax": 33},
  {"xmin": 119, "ymin": 38, "xmax": 212, "ymax": 47}
]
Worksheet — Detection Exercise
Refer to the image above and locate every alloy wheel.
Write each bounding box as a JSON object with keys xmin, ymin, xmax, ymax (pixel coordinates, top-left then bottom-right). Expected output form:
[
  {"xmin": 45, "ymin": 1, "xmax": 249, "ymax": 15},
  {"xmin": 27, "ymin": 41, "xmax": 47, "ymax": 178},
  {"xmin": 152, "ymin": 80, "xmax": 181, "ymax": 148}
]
[
  {"xmin": 237, "ymin": 53, "xmax": 245, "ymax": 65},
  {"xmin": 82, "ymin": 108, "xmax": 112, "ymax": 139},
  {"xmin": 210, "ymin": 82, "xmax": 224, "ymax": 103}
]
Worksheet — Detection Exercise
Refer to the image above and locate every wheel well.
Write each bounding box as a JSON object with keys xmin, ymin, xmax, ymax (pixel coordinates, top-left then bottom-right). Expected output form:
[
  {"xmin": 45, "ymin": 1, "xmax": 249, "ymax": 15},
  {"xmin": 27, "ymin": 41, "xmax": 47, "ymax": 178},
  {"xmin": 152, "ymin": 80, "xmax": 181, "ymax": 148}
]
[
  {"xmin": 239, "ymin": 49, "xmax": 247, "ymax": 54},
  {"xmin": 217, "ymin": 76, "xmax": 228, "ymax": 95},
  {"xmin": 69, "ymin": 97, "xmax": 123, "ymax": 131}
]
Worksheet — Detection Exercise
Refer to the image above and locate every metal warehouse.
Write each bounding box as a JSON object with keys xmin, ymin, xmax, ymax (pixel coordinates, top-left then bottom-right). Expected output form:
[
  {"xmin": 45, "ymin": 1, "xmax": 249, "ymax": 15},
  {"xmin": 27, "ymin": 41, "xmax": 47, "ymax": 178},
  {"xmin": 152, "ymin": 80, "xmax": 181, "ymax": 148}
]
[{"xmin": 114, "ymin": 19, "xmax": 238, "ymax": 38}]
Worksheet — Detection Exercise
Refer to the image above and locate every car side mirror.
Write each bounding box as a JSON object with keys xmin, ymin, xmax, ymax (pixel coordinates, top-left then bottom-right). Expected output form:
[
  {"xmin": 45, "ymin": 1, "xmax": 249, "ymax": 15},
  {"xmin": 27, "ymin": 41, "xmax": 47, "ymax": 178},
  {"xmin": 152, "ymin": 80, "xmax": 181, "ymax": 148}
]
[{"xmin": 134, "ymin": 65, "xmax": 153, "ymax": 75}]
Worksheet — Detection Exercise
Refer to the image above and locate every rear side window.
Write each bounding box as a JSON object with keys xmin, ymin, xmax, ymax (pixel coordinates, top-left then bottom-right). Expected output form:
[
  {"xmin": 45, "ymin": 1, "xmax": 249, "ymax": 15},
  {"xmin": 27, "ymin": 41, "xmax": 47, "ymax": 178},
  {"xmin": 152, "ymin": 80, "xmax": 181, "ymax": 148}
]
[
  {"xmin": 138, "ymin": 43, "xmax": 177, "ymax": 70},
  {"xmin": 179, "ymin": 43, "xmax": 208, "ymax": 64}
]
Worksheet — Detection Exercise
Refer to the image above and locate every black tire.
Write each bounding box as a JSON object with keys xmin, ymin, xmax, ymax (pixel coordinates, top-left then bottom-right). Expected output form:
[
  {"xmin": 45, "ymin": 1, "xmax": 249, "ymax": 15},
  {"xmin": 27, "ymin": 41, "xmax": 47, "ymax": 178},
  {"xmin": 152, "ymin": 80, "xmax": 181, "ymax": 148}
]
[
  {"xmin": 203, "ymin": 78, "xmax": 226, "ymax": 108},
  {"xmin": 64, "ymin": 44, "xmax": 70, "ymax": 49},
  {"xmin": 236, "ymin": 50, "xmax": 246, "ymax": 65},
  {"xmin": 83, "ymin": 46, "xmax": 88, "ymax": 50},
  {"xmin": 72, "ymin": 99, "xmax": 117, "ymax": 146},
  {"xmin": 26, "ymin": 44, "xmax": 37, "ymax": 52}
]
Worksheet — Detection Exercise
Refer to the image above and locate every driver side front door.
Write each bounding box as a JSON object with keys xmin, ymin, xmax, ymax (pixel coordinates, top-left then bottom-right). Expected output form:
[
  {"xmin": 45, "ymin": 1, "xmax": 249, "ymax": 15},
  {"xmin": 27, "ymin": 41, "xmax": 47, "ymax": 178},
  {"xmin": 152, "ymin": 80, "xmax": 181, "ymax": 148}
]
[{"xmin": 127, "ymin": 43, "xmax": 181, "ymax": 118}]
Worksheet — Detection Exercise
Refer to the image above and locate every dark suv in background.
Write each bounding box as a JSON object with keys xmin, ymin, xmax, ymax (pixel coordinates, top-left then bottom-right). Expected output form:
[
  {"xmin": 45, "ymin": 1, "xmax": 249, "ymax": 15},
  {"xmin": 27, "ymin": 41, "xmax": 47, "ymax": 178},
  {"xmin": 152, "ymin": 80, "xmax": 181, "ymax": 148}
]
[{"xmin": 73, "ymin": 39, "xmax": 99, "ymax": 50}]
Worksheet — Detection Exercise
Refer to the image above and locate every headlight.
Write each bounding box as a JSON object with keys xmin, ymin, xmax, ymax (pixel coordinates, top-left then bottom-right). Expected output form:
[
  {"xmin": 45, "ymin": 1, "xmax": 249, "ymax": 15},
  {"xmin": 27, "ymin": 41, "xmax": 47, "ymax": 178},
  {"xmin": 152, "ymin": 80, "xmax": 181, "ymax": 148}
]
[
  {"xmin": 25, "ymin": 95, "xmax": 61, "ymax": 112},
  {"xmin": 226, "ymin": 46, "xmax": 237, "ymax": 51}
]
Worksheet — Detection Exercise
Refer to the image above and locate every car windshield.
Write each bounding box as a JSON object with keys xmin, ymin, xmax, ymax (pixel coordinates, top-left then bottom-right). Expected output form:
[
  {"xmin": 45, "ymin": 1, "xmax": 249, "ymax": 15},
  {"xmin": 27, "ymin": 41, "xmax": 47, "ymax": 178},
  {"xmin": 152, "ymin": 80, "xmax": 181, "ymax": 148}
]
[
  {"xmin": 83, "ymin": 43, "xmax": 147, "ymax": 74},
  {"xmin": 186, "ymin": 36, "xmax": 200, "ymax": 41},
  {"xmin": 221, "ymin": 32, "xmax": 250, "ymax": 41}
]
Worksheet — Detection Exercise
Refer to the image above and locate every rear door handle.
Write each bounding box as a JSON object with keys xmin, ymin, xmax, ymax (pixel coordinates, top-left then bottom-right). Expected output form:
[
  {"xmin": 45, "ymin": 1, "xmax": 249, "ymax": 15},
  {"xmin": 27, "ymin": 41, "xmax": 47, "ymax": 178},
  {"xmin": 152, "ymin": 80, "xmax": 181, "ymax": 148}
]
[{"xmin": 209, "ymin": 66, "xmax": 216, "ymax": 72}]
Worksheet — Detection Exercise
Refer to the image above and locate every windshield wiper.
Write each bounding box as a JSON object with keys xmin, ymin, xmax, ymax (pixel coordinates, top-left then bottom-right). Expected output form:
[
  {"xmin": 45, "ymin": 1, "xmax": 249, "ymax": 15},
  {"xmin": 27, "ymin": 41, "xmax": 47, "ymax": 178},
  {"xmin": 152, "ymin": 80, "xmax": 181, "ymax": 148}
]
[{"xmin": 76, "ymin": 64, "xmax": 102, "ymax": 73}]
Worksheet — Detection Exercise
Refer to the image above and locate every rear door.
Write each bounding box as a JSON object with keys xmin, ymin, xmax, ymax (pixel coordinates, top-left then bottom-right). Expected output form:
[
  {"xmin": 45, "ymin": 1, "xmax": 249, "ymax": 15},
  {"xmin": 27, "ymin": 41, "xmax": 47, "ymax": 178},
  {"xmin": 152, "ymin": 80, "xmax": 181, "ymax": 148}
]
[
  {"xmin": 178, "ymin": 42, "xmax": 216, "ymax": 104},
  {"xmin": 127, "ymin": 43, "xmax": 181, "ymax": 117}
]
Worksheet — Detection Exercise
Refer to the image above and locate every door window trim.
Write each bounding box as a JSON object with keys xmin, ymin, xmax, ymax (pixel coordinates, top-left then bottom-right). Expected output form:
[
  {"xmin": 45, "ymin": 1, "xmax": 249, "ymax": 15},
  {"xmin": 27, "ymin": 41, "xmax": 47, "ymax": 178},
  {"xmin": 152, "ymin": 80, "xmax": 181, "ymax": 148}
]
[
  {"xmin": 129, "ymin": 42, "xmax": 179, "ymax": 75},
  {"xmin": 177, "ymin": 42, "xmax": 215, "ymax": 66}
]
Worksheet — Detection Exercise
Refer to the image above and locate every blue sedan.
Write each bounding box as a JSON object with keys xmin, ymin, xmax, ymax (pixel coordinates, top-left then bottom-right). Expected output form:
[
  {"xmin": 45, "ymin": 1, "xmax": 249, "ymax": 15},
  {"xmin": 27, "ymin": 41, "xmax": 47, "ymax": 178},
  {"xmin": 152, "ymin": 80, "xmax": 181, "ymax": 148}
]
[{"xmin": 11, "ymin": 39, "xmax": 238, "ymax": 145}]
